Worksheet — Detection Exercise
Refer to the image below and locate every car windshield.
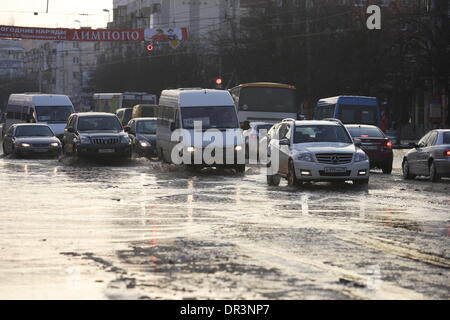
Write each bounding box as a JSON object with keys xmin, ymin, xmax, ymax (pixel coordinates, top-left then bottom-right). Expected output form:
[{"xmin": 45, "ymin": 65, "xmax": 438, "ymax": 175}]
[
  {"xmin": 77, "ymin": 116, "xmax": 123, "ymax": 132},
  {"xmin": 256, "ymin": 124, "xmax": 274, "ymax": 132},
  {"xmin": 338, "ymin": 104, "xmax": 378, "ymax": 125},
  {"xmin": 181, "ymin": 106, "xmax": 239, "ymax": 129},
  {"xmin": 294, "ymin": 125, "xmax": 352, "ymax": 144},
  {"xmin": 15, "ymin": 126, "xmax": 54, "ymax": 137},
  {"xmin": 136, "ymin": 120, "xmax": 157, "ymax": 134},
  {"xmin": 347, "ymin": 126, "xmax": 384, "ymax": 138},
  {"xmin": 443, "ymin": 132, "xmax": 450, "ymax": 144},
  {"xmin": 35, "ymin": 106, "xmax": 73, "ymax": 123}
]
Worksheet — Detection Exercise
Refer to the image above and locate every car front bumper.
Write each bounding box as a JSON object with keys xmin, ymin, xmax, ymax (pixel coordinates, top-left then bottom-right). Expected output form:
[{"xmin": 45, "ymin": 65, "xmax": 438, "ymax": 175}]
[
  {"xmin": 16, "ymin": 146, "xmax": 61, "ymax": 157},
  {"xmin": 76, "ymin": 144, "xmax": 132, "ymax": 157},
  {"xmin": 293, "ymin": 160, "xmax": 370, "ymax": 181}
]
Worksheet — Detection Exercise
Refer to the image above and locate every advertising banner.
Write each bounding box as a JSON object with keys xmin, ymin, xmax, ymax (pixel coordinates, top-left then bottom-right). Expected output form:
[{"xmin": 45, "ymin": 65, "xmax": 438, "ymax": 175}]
[{"xmin": 0, "ymin": 25, "xmax": 188, "ymax": 42}]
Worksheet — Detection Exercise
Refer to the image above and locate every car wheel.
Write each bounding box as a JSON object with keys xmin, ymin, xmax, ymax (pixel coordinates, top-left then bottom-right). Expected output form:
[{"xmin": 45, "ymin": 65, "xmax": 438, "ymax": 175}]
[
  {"xmin": 382, "ymin": 162, "xmax": 392, "ymax": 174},
  {"xmin": 234, "ymin": 164, "xmax": 245, "ymax": 174},
  {"xmin": 287, "ymin": 160, "xmax": 301, "ymax": 187},
  {"xmin": 2, "ymin": 142, "xmax": 8, "ymax": 155},
  {"xmin": 267, "ymin": 174, "xmax": 281, "ymax": 186},
  {"xmin": 402, "ymin": 159, "xmax": 415, "ymax": 180},
  {"xmin": 354, "ymin": 178, "xmax": 369, "ymax": 186},
  {"xmin": 429, "ymin": 161, "xmax": 440, "ymax": 182},
  {"xmin": 72, "ymin": 145, "xmax": 79, "ymax": 159}
]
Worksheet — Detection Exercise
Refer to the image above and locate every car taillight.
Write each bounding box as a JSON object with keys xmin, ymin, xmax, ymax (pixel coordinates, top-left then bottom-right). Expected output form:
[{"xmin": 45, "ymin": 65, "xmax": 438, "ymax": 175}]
[
  {"xmin": 385, "ymin": 141, "xmax": 393, "ymax": 148},
  {"xmin": 445, "ymin": 150, "xmax": 450, "ymax": 156},
  {"xmin": 250, "ymin": 134, "xmax": 258, "ymax": 139}
]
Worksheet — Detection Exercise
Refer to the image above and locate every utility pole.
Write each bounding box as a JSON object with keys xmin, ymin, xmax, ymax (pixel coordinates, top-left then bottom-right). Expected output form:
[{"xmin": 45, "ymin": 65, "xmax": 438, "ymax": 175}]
[{"xmin": 46, "ymin": 0, "xmax": 49, "ymax": 13}]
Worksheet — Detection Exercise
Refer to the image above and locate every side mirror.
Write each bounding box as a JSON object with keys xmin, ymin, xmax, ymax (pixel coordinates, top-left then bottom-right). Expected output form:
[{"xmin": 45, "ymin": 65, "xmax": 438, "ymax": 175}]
[
  {"xmin": 66, "ymin": 127, "xmax": 74, "ymax": 133},
  {"xmin": 170, "ymin": 122, "xmax": 176, "ymax": 131},
  {"xmin": 279, "ymin": 138, "xmax": 290, "ymax": 146},
  {"xmin": 353, "ymin": 138, "xmax": 362, "ymax": 147},
  {"xmin": 123, "ymin": 126, "xmax": 131, "ymax": 133}
]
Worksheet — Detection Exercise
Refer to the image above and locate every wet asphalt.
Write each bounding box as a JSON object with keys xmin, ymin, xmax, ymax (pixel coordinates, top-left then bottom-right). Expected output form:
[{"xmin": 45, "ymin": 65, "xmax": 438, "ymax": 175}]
[{"xmin": 0, "ymin": 145, "xmax": 449, "ymax": 300}]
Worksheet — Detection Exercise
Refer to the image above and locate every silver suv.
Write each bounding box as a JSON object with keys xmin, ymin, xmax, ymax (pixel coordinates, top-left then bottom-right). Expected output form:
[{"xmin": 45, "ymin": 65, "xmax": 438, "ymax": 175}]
[{"xmin": 267, "ymin": 119, "xmax": 370, "ymax": 186}]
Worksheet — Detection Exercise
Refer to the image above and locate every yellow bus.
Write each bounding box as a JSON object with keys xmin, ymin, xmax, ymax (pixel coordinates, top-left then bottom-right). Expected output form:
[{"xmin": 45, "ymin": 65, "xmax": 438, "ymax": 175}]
[{"xmin": 229, "ymin": 82, "xmax": 298, "ymax": 125}]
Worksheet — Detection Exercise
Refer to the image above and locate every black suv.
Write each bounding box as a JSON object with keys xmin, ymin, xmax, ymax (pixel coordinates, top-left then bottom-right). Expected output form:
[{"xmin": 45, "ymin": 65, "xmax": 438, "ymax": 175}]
[{"xmin": 63, "ymin": 112, "xmax": 132, "ymax": 159}]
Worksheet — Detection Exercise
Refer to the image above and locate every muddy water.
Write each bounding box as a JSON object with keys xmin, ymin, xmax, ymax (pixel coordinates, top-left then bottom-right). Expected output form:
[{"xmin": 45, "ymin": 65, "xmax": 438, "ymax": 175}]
[{"xmin": 0, "ymin": 149, "xmax": 449, "ymax": 299}]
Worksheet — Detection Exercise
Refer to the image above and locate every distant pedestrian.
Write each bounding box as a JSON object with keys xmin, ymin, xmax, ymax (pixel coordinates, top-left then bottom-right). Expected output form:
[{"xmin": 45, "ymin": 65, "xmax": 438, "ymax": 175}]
[{"xmin": 380, "ymin": 112, "xmax": 389, "ymax": 132}]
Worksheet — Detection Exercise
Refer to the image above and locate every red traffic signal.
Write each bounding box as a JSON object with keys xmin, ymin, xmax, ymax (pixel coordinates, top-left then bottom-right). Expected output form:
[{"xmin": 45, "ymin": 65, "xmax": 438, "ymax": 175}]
[
  {"xmin": 215, "ymin": 78, "xmax": 222, "ymax": 85},
  {"xmin": 146, "ymin": 44, "xmax": 154, "ymax": 51}
]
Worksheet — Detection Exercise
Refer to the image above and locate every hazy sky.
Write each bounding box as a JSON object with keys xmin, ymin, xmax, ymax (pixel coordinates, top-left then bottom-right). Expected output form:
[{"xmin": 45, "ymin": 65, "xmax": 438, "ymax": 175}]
[{"xmin": 0, "ymin": 0, "xmax": 113, "ymax": 29}]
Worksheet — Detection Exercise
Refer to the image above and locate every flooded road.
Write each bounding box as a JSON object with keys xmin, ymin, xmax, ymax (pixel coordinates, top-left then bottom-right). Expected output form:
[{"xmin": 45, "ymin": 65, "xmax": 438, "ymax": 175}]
[{"xmin": 0, "ymin": 148, "xmax": 449, "ymax": 300}]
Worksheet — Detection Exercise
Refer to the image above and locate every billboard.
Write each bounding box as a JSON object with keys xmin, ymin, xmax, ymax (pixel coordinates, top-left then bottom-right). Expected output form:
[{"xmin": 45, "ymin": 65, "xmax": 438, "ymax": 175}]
[{"xmin": 0, "ymin": 25, "xmax": 188, "ymax": 42}]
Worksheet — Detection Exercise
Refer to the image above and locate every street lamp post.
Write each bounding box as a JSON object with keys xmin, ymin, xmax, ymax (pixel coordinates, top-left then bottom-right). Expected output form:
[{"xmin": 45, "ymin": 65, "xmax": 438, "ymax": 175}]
[{"xmin": 103, "ymin": 9, "xmax": 110, "ymax": 24}]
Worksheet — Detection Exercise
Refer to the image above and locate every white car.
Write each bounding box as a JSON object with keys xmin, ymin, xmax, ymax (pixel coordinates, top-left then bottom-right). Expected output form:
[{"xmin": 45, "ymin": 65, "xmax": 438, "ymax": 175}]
[{"xmin": 267, "ymin": 119, "xmax": 370, "ymax": 186}]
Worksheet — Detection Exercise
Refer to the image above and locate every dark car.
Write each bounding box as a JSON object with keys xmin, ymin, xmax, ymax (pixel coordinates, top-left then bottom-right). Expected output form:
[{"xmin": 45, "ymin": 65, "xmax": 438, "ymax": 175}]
[
  {"xmin": 402, "ymin": 129, "xmax": 450, "ymax": 182},
  {"xmin": 62, "ymin": 112, "xmax": 132, "ymax": 159},
  {"xmin": 2, "ymin": 123, "xmax": 62, "ymax": 158},
  {"xmin": 345, "ymin": 124, "xmax": 393, "ymax": 173},
  {"xmin": 125, "ymin": 117, "xmax": 157, "ymax": 158}
]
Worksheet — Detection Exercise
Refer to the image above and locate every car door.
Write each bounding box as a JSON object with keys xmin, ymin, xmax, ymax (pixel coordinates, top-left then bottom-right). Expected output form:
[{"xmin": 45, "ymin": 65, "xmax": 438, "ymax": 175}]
[
  {"xmin": 415, "ymin": 131, "xmax": 437, "ymax": 175},
  {"xmin": 423, "ymin": 131, "xmax": 438, "ymax": 175},
  {"xmin": 281, "ymin": 123, "xmax": 293, "ymax": 175},
  {"xmin": 3, "ymin": 126, "xmax": 14, "ymax": 154},
  {"xmin": 277, "ymin": 123, "xmax": 291, "ymax": 175},
  {"xmin": 408, "ymin": 132, "xmax": 430, "ymax": 175}
]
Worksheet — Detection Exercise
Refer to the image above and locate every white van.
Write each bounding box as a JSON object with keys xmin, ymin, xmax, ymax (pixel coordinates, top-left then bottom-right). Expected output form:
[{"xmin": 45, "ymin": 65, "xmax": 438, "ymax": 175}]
[
  {"xmin": 156, "ymin": 89, "xmax": 245, "ymax": 172},
  {"xmin": 2, "ymin": 94, "xmax": 75, "ymax": 139}
]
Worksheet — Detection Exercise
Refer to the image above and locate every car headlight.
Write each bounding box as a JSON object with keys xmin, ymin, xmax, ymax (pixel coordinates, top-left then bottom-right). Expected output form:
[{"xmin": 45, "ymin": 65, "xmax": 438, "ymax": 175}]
[
  {"xmin": 121, "ymin": 136, "xmax": 131, "ymax": 144},
  {"xmin": 354, "ymin": 152, "xmax": 368, "ymax": 162},
  {"xmin": 79, "ymin": 136, "xmax": 91, "ymax": 144},
  {"xmin": 51, "ymin": 142, "xmax": 60, "ymax": 147},
  {"xmin": 235, "ymin": 145, "xmax": 243, "ymax": 151},
  {"xmin": 296, "ymin": 152, "xmax": 314, "ymax": 162},
  {"xmin": 139, "ymin": 141, "xmax": 150, "ymax": 147},
  {"xmin": 20, "ymin": 143, "xmax": 31, "ymax": 147}
]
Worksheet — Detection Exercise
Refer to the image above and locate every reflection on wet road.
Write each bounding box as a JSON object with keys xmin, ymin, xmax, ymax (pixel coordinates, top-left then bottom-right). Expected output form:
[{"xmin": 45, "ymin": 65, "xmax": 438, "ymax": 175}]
[{"xmin": 0, "ymin": 150, "xmax": 449, "ymax": 299}]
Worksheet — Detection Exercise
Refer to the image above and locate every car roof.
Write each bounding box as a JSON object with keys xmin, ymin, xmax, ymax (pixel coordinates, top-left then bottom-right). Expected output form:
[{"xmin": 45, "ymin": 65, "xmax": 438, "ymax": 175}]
[
  {"xmin": 133, "ymin": 117, "xmax": 157, "ymax": 121},
  {"xmin": 345, "ymin": 124, "xmax": 380, "ymax": 129},
  {"xmin": 76, "ymin": 112, "xmax": 118, "ymax": 117},
  {"xmin": 13, "ymin": 123, "xmax": 50, "ymax": 127},
  {"xmin": 293, "ymin": 120, "xmax": 341, "ymax": 126}
]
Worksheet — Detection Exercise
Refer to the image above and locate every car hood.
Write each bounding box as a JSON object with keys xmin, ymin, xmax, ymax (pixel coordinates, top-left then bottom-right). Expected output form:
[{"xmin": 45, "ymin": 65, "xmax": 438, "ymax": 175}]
[
  {"xmin": 136, "ymin": 134, "xmax": 156, "ymax": 143},
  {"xmin": 292, "ymin": 142, "xmax": 357, "ymax": 154},
  {"xmin": 15, "ymin": 136, "xmax": 60, "ymax": 144},
  {"xmin": 80, "ymin": 132, "xmax": 125, "ymax": 138}
]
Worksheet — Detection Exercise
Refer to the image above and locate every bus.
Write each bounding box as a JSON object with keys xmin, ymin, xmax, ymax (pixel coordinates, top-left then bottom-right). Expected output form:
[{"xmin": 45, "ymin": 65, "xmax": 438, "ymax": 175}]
[
  {"xmin": 2, "ymin": 93, "xmax": 75, "ymax": 139},
  {"xmin": 92, "ymin": 92, "xmax": 157, "ymax": 114},
  {"xmin": 229, "ymin": 82, "xmax": 298, "ymax": 125},
  {"xmin": 313, "ymin": 96, "xmax": 381, "ymax": 127}
]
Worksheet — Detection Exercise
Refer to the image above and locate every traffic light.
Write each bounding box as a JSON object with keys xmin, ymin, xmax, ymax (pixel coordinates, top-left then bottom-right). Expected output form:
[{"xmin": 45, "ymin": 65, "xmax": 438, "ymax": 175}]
[
  {"xmin": 215, "ymin": 78, "xmax": 223, "ymax": 89},
  {"xmin": 146, "ymin": 44, "xmax": 154, "ymax": 51}
]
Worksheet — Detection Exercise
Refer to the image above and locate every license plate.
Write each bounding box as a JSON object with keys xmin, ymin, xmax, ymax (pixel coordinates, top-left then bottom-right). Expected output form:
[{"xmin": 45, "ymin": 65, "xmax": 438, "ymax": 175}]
[
  {"xmin": 34, "ymin": 149, "xmax": 49, "ymax": 153},
  {"xmin": 363, "ymin": 145, "xmax": 378, "ymax": 150},
  {"xmin": 324, "ymin": 167, "xmax": 346, "ymax": 173},
  {"xmin": 98, "ymin": 149, "xmax": 115, "ymax": 153}
]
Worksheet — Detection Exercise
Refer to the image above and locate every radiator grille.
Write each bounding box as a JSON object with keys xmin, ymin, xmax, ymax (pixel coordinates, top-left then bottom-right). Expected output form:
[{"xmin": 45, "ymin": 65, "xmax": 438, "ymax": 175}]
[{"xmin": 315, "ymin": 153, "xmax": 353, "ymax": 164}]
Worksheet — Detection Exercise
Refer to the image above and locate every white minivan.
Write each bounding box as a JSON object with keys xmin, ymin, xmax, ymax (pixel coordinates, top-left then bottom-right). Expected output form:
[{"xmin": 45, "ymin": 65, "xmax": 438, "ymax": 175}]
[
  {"xmin": 156, "ymin": 88, "xmax": 245, "ymax": 172},
  {"xmin": 2, "ymin": 94, "xmax": 75, "ymax": 139}
]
